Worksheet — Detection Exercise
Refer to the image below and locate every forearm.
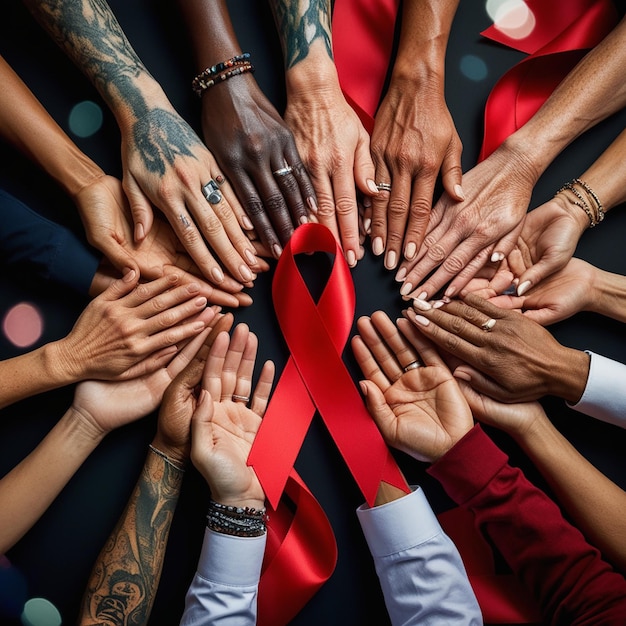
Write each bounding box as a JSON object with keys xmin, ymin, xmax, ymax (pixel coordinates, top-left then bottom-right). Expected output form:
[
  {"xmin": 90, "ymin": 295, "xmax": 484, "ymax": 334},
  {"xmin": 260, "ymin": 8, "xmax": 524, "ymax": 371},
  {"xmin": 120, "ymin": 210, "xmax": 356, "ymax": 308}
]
[
  {"xmin": 587, "ymin": 264, "xmax": 626, "ymax": 323},
  {"xmin": 78, "ymin": 445, "xmax": 184, "ymax": 625},
  {"xmin": 0, "ymin": 55, "xmax": 104, "ymax": 197},
  {"xmin": 506, "ymin": 16, "xmax": 626, "ymax": 178},
  {"xmin": 515, "ymin": 415, "xmax": 626, "ymax": 573},
  {"xmin": 0, "ymin": 407, "xmax": 102, "ymax": 552}
]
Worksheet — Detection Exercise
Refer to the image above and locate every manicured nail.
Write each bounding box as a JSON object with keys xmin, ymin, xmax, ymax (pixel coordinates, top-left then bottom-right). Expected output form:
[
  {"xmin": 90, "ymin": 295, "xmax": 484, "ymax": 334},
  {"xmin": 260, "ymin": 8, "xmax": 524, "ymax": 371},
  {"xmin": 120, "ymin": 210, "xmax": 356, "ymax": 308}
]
[
  {"xmin": 272, "ymin": 243, "xmax": 283, "ymax": 258},
  {"xmin": 372, "ymin": 237, "xmax": 384, "ymax": 256},
  {"xmin": 367, "ymin": 179, "xmax": 379, "ymax": 194},
  {"xmin": 195, "ymin": 296, "xmax": 208, "ymax": 307},
  {"xmin": 385, "ymin": 250, "xmax": 397, "ymax": 269},
  {"xmin": 412, "ymin": 298, "xmax": 432, "ymax": 311},
  {"xmin": 445, "ymin": 285, "xmax": 456, "ymax": 298},
  {"xmin": 211, "ymin": 267, "xmax": 225, "ymax": 283},
  {"xmin": 300, "ymin": 215, "xmax": 309, "ymax": 225},
  {"xmin": 135, "ymin": 223, "xmax": 145, "ymax": 241},
  {"xmin": 244, "ymin": 249, "xmax": 257, "ymax": 265},
  {"xmin": 239, "ymin": 265, "xmax": 253, "ymax": 282},
  {"xmin": 433, "ymin": 300, "xmax": 445, "ymax": 309},
  {"xmin": 404, "ymin": 242, "xmax": 417, "ymax": 260},
  {"xmin": 307, "ymin": 196, "xmax": 318, "ymax": 214},
  {"xmin": 491, "ymin": 251, "xmax": 504, "ymax": 263},
  {"xmin": 242, "ymin": 215, "xmax": 254, "ymax": 230},
  {"xmin": 346, "ymin": 249, "xmax": 357, "ymax": 267},
  {"xmin": 454, "ymin": 184, "xmax": 465, "ymax": 201},
  {"xmin": 417, "ymin": 291, "xmax": 428, "ymax": 301},
  {"xmin": 400, "ymin": 282, "xmax": 413, "ymax": 297},
  {"xmin": 359, "ymin": 380, "xmax": 368, "ymax": 396},
  {"xmin": 123, "ymin": 268, "xmax": 136, "ymax": 282},
  {"xmin": 363, "ymin": 218, "xmax": 372, "ymax": 234},
  {"xmin": 517, "ymin": 280, "xmax": 531, "ymax": 296},
  {"xmin": 395, "ymin": 267, "xmax": 407, "ymax": 282},
  {"xmin": 192, "ymin": 321, "xmax": 206, "ymax": 331},
  {"xmin": 414, "ymin": 314, "xmax": 430, "ymax": 327}
]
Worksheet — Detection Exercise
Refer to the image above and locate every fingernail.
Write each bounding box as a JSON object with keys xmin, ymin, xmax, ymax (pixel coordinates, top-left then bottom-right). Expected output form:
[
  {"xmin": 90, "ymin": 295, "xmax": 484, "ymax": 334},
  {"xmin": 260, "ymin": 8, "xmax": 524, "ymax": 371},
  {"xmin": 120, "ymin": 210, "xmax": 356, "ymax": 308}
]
[
  {"xmin": 186, "ymin": 281, "xmax": 200, "ymax": 292},
  {"xmin": 372, "ymin": 237, "xmax": 384, "ymax": 256},
  {"xmin": 239, "ymin": 265, "xmax": 253, "ymax": 282},
  {"xmin": 454, "ymin": 184, "xmax": 465, "ymax": 201},
  {"xmin": 346, "ymin": 249, "xmax": 356, "ymax": 267},
  {"xmin": 359, "ymin": 380, "xmax": 368, "ymax": 396},
  {"xmin": 517, "ymin": 280, "xmax": 531, "ymax": 296},
  {"xmin": 244, "ymin": 249, "xmax": 257, "ymax": 265},
  {"xmin": 395, "ymin": 267, "xmax": 407, "ymax": 282},
  {"xmin": 433, "ymin": 300, "xmax": 445, "ymax": 309},
  {"xmin": 414, "ymin": 314, "xmax": 430, "ymax": 327},
  {"xmin": 272, "ymin": 243, "xmax": 283, "ymax": 258},
  {"xmin": 404, "ymin": 242, "xmax": 417, "ymax": 260},
  {"xmin": 195, "ymin": 296, "xmax": 208, "ymax": 307},
  {"xmin": 367, "ymin": 179, "xmax": 379, "ymax": 194},
  {"xmin": 417, "ymin": 291, "xmax": 428, "ymax": 301},
  {"xmin": 307, "ymin": 196, "xmax": 318, "ymax": 214},
  {"xmin": 198, "ymin": 388, "xmax": 209, "ymax": 406},
  {"xmin": 211, "ymin": 267, "xmax": 225, "ymax": 283},
  {"xmin": 445, "ymin": 285, "xmax": 456, "ymax": 298},
  {"xmin": 123, "ymin": 268, "xmax": 136, "ymax": 282},
  {"xmin": 242, "ymin": 215, "xmax": 254, "ymax": 230},
  {"xmin": 454, "ymin": 370, "xmax": 471, "ymax": 382},
  {"xmin": 363, "ymin": 218, "xmax": 371, "ymax": 233},
  {"xmin": 385, "ymin": 250, "xmax": 397, "ymax": 269},
  {"xmin": 400, "ymin": 282, "xmax": 413, "ymax": 296},
  {"xmin": 491, "ymin": 251, "xmax": 504, "ymax": 263},
  {"xmin": 412, "ymin": 298, "xmax": 432, "ymax": 311},
  {"xmin": 300, "ymin": 215, "xmax": 309, "ymax": 225},
  {"xmin": 192, "ymin": 321, "xmax": 206, "ymax": 331},
  {"xmin": 135, "ymin": 223, "xmax": 145, "ymax": 241}
]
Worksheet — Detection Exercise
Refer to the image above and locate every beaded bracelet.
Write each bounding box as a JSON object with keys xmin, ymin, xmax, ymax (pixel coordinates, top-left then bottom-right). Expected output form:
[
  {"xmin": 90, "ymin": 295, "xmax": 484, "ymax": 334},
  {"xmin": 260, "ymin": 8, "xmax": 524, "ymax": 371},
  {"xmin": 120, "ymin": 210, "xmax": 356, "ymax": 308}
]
[
  {"xmin": 148, "ymin": 444, "xmax": 185, "ymax": 473},
  {"xmin": 192, "ymin": 53, "xmax": 253, "ymax": 97},
  {"xmin": 206, "ymin": 499, "xmax": 267, "ymax": 537},
  {"xmin": 572, "ymin": 178, "xmax": 605, "ymax": 224},
  {"xmin": 554, "ymin": 180, "xmax": 604, "ymax": 228}
]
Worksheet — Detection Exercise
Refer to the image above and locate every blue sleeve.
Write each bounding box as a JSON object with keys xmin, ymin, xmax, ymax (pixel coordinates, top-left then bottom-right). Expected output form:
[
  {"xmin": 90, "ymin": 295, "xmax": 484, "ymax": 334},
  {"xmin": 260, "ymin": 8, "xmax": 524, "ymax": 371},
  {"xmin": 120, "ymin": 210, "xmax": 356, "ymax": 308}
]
[{"xmin": 0, "ymin": 187, "xmax": 100, "ymax": 295}]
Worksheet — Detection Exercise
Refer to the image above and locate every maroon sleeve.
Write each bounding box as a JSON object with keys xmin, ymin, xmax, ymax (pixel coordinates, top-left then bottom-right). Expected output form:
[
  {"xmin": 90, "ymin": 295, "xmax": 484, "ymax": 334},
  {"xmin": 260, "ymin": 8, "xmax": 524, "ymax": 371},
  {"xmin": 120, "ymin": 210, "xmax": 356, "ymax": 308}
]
[{"xmin": 427, "ymin": 425, "xmax": 626, "ymax": 626}]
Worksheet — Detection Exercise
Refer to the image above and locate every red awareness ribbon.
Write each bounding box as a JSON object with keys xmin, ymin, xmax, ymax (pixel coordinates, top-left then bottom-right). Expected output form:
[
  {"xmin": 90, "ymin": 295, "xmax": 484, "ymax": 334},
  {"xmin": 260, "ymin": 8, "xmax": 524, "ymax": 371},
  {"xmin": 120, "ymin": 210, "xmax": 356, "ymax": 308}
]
[
  {"xmin": 332, "ymin": 0, "xmax": 400, "ymax": 133},
  {"xmin": 479, "ymin": 0, "xmax": 618, "ymax": 160},
  {"xmin": 251, "ymin": 223, "xmax": 409, "ymax": 626}
]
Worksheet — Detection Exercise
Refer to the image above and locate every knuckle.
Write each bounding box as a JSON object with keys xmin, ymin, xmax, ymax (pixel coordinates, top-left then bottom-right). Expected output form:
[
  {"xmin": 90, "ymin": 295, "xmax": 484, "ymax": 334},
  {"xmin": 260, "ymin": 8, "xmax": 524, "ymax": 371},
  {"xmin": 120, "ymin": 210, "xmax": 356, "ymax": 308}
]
[
  {"xmin": 334, "ymin": 197, "xmax": 356, "ymax": 217},
  {"xmin": 441, "ymin": 254, "xmax": 466, "ymax": 274},
  {"xmin": 387, "ymin": 199, "xmax": 408, "ymax": 221},
  {"xmin": 426, "ymin": 243, "xmax": 447, "ymax": 263}
]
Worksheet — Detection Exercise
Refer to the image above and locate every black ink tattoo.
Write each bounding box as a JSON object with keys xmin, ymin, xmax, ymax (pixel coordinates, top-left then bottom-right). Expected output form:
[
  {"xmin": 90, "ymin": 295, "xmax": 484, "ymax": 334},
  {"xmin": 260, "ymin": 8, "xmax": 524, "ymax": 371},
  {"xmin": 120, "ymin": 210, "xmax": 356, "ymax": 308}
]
[{"xmin": 271, "ymin": 0, "xmax": 333, "ymax": 68}]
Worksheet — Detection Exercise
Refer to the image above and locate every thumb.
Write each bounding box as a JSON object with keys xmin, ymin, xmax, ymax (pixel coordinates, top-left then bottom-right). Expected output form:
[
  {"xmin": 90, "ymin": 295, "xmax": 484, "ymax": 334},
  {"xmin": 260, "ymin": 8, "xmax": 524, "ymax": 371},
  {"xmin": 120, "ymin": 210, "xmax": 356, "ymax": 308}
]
[
  {"xmin": 516, "ymin": 258, "xmax": 559, "ymax": 296},
  {"xmin": 353, "ymin": 129, "xmax": 378, "ymax": 198},
  {"xmin": 359, "ymin": 380, "xmax": 395, "ymax": 435},
  {"xmin": 454, "ymin": 365, "xmax": 506, "ymax": 401},
  {"xmin": 100, "ymin": 268, "xmax": 139, "ymax": 301}
]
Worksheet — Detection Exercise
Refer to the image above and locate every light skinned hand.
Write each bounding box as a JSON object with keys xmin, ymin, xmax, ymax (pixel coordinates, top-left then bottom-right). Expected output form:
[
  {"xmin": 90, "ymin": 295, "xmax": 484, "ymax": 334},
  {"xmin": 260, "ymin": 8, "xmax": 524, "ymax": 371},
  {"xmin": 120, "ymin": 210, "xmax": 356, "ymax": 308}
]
[
  {"xmin": 285, "ymin": 84, "xmax": 375, "ymax": 267},
  {"xmin": 404, "ymin": 292, "xmax": 589, "ymax": 403},
  {"xmin": 397, "ymin": 142, "xmax": 536, "ymax": 300},
  {"xmin": 53, "ymin": 271, "xmax": 216, "ymax": 382},
  {"xmin": 190, "ymin": 324, "xmax": 275, "ymax": 509},
  {"xmin": 370, "ymin": 83, "xmax": 463, "ymax": 271},
  {"xmin": 351, "ymin": 311, "xmax": 473, "ymax": 462}
]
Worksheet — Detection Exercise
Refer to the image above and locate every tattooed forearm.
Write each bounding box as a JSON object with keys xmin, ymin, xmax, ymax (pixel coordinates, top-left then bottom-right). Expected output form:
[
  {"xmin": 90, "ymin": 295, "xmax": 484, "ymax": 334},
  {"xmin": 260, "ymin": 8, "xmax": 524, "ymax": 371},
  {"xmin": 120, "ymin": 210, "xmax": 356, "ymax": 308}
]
[
  {"xmin": 78, "ymin": 451, "xmax": 184, "ymax": 626},
  {"xmin": 270, "ymin": 0, "xmax": 333, "ymax": 68}
]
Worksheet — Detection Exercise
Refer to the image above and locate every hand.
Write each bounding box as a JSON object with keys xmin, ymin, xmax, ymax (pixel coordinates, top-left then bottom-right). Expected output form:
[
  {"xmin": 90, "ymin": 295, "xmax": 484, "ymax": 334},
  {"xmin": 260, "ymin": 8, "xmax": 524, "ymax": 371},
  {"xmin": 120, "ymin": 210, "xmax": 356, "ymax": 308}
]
[
  {"xmin": 75, "ymin": 175, "xmax": 259, "ymax": 307},
  {"xmin": 200, "ymin": 76, "xmax": 316, "ymax": 257},
  {"xmin": 54, "ymin": 271, "xmax": 215, "ymax": 382},
  {"xmin": 507, "ymin": 196, "xmax": 588, "ymax": 297},
  {"xmin": 370, "ymin": 82, "xmax": 463, "ymax": 270},
  {"xmin": 285, "ymin": 84, "xmax": 375, "ymax": 267},
  {"xmin": 351, "ymin": 311, "xmax": 473, "ymax": 462},
  {"xmin": 404, "ymin": 292, "xmax": 589, "ymax": 403},
  {"xmin": 70, "ymin": 322, "xmax": 220, "ymax": 440},
  {"xmin": 190, "ymin": 323, "xmax": 275, "ymax": 508},
  {"xmin": 461, "ymin": 260, "xmax": 517, "ymax": 302},
  {"xmin": 119, "ymin": 103, "xmax": 261, "ymax": 289},
  {"xmin": 459, "ymin": 380, "xmax": 549, "ymax": 441},
  {"xmin": 397, "ymin": 142, "xmax": 537, "ymax": 300}
]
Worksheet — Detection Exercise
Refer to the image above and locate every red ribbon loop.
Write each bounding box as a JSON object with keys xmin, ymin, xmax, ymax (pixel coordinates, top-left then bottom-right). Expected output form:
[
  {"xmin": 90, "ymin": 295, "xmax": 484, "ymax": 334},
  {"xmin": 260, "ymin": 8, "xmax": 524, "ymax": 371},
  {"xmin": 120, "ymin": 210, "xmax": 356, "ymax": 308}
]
[{"xmin": 249, "ymin": 223, "xmax": 408, "ymax": 509}]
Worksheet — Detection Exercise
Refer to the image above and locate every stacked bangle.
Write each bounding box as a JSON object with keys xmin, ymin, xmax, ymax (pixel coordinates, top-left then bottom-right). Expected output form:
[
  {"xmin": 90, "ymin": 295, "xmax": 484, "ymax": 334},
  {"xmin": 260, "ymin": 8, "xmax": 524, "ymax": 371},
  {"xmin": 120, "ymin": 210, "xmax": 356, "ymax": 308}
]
[
  {"xmin": 148, "ymin": 444, "xmax": 185, "ymax": 473},
  {"xmin": 555, "ymin": 178, "xmax": 605, "ymax": 228},
  {"xmin": 192, "ymin": 53, "xmax": 254, "ymax": 97},
  {"xmin": 206, "ymin": 499, "xmax": 267, "ymax": 537}
]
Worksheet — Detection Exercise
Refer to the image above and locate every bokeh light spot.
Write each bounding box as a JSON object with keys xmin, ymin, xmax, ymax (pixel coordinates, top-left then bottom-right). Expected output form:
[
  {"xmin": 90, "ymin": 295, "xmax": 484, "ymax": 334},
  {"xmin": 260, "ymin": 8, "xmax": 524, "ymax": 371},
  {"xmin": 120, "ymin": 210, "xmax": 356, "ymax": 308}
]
[
  {"xmin": 459, "ymin": 54, "xmax": 489, "ymax": 81},
  {"xmin": 2, "ymin": 303, "xmax": 44, "ymax": 348},
  {"xmin": 68, "ymin": 100, "xmax": 103, "ymax": 138},
  {"xmin": 487, "ymin": 0, "xmax": 536, "ymax": 40},
  {"xmin": 21, "ymin": 598, "xmax": 62, "ymax": 626}
]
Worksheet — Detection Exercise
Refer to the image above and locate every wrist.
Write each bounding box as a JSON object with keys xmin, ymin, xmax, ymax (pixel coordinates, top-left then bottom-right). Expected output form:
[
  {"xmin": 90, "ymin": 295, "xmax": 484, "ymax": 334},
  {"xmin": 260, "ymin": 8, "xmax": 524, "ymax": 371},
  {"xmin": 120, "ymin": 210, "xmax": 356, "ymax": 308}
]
[
  {"xmin": 285, "ymin": 54, "xmax": 341, "ymax": 98},
  {"xmin": 150, "ymin": 435, "xmax": 189, "ymax": 471},
  {"xmin": 62, "ymin": 405, "xmax": 108, "ymax": 448},
  {"xmin": 548, "ymin": 347, "xmax": 590, "ymax": 404},
  {"xmin": 42, "ymin": 340, "xmax": 83, "ymax": 387}
]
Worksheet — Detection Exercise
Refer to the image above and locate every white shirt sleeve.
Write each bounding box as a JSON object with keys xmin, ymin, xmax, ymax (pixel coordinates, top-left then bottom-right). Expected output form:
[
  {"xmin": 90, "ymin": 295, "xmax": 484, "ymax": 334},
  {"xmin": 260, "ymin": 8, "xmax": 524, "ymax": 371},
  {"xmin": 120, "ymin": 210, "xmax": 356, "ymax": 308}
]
[
  {"xmin": 356, "ymin": 487, "xmax": 482, "ymax": 626},
  {"xmin": 569, "ymin": 351, "xmax": 626, "ymax": 428},
  {"xmin": 179, "ymin": 528, "xmax": 266, "ymax": 626}
]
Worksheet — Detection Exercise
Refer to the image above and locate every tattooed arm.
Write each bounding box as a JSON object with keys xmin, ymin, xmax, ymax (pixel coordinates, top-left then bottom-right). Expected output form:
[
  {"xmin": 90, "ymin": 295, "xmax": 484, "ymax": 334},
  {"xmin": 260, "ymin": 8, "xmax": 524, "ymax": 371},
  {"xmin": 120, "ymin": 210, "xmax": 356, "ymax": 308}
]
[
  {"xmin": 21, "ymin": 0, "xmax": 261, "ymax": 291},
  {"xmin": 269, "ymin": 0, "xmax": 376, "ymax": 267}
]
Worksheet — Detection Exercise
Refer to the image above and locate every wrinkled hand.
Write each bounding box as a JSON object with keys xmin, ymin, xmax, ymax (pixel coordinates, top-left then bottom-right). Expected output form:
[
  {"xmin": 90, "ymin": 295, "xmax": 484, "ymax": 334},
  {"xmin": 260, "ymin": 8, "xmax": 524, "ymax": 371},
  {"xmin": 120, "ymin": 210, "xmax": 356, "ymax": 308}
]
[
  {"xmin": 351, "ymin": 311, "xmax": 473, "ymax": 462},
  {"xmin": 119, "ymin": 104, "xmax": 261, "ymax": 289},
  {"xmin": 151, "ymin": 314, "xmax": 235, "ymax": 467},
  {"xmin": 370, "ymin": 83, "xmax": 463, "ymax": 271},
  {"xmin": 403, "ymin": 292, "xmax": 587, "ymax": 403},
  {"xmin": 397, "ymin": 143, "xmax": 537, "ymax": 300},
  {"xmin": 70, "ymin": 323, "xmax": 217, "ymax": 442},
  {"xmin": 55, "ymin": 271, "xmax": 215, "ymax": 382},
  {"xmin": 285, "ymin": 85, "xmax": 375, "ymax": 267},
  {"xmin": 201, "ymin": 76, "xmax": 316, "ymax": 257},
  {"xmin": 190, "ymin": 323, "xmax": 275, "ymax": 508}
]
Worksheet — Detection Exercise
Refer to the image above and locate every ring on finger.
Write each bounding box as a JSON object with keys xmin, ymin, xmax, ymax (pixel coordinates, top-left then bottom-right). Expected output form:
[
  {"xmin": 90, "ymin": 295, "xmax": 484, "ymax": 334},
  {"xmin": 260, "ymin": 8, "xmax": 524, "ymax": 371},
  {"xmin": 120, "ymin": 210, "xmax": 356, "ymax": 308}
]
[
  {"xmin": 202, "ymin": 179, "xmax": 222, "ymax": 204},
  {"xmin": 273, "ymin": 165, "xmax": 293, "ymax": 177},
  {"xmin": 232, "ymin": 394, "xmax": 250, "ymax": 403},
  {"xmin": 481, "ymin": 318, "xmax": 496, "ymax": 332},
  {"xmin": 403, "ymin": 360, "xmax": 421, "ymax": 372},
  {"xmin": 376, "ymin": 182, "xmax": 392, "ymax": 192}
]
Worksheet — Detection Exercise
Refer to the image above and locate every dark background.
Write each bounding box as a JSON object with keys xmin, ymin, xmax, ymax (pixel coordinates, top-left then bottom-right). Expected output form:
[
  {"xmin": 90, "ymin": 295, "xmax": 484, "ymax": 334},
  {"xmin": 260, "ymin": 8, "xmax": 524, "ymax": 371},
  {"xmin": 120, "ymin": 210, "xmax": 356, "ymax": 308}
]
[{"xmin": 1, "ymin": 0, "xmax": 626, "ymax": 624}]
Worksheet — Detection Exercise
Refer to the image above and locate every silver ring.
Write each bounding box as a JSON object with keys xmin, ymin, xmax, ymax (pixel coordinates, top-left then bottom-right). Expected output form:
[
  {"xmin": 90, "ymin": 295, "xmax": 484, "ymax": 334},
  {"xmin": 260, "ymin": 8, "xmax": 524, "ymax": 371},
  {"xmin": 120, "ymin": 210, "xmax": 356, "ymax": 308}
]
[
  {"xmin": 273, "ymin": 166, "xmax": 293, "ymax": 177},
  {"xmin": 232, "ymin": 394, "xmax": 250, "ymax": 403},
  {"xmin": 481, "ymin": 318, "xmax": 496, "ymax": 332},
  {"xmin": 376, "ymin": 182, "xmax": 392, "ymax": 192},
  {"xmin": 202, "ymin": 179, "xmax": 222, "ymax": 204},
  {"xmin": 403, "ymin": 361, "xmax": 421, "ymax": 372}
]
